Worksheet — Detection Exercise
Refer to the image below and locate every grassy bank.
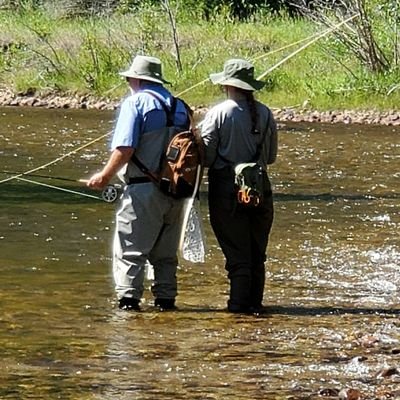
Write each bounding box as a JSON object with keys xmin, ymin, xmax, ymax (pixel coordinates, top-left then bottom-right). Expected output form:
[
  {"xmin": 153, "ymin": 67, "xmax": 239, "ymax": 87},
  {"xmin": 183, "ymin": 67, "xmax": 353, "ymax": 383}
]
[{"xmin": 1, "ymin": 4, "xmax": 400, "ymax": 112}]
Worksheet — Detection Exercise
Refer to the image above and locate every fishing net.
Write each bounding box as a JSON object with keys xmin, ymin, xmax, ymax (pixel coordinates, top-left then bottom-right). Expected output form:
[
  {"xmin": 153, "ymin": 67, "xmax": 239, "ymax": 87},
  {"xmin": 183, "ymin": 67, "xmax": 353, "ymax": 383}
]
[{"xmin": 180, "ymin": 199, "xmax": 206, "ymax": 263}]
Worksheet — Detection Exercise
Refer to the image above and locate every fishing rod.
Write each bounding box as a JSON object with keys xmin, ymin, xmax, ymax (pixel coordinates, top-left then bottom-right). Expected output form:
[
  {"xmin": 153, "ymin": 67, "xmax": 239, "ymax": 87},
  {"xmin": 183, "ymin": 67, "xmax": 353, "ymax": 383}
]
[
  {"xmin": 1, "ymin": 170, "xmax": 83, "ymax": 182},
  {"xmin": 14, "ymin": 176, "xmax": 104, "ymax": 201},
  {"xmin": 1, "ymin": 171, "xmax": 121, "ymax": 203}
]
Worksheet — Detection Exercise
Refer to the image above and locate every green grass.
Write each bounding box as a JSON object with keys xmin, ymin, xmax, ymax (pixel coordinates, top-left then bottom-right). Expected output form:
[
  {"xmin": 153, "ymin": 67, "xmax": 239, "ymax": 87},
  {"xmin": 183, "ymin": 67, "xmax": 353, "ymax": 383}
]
[{"xmin": 1, "ymin": 5, "xmax": 400, "ymax": 112}]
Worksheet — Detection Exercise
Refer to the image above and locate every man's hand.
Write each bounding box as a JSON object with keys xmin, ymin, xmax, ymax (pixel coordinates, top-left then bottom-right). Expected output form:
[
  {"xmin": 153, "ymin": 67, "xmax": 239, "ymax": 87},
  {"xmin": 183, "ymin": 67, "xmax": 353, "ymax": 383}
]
[
  {"xmin": 86, "ymin": 147, "xmax": 134, "ymax": 191},
  {"xmin": 86, "ymin": 172, "xmax": 110, "ymax": 190}
]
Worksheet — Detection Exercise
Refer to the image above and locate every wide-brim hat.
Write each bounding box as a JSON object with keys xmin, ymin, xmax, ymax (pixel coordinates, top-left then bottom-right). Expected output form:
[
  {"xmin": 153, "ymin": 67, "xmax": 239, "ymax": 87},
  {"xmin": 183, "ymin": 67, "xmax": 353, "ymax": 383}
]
[
  {"xmin": 119, "ymin": 55, "xmax": 170, "ymax": 84},
  {"xmin": 209, "ymin": 58, "xmax": 265, "ymax": 91}
]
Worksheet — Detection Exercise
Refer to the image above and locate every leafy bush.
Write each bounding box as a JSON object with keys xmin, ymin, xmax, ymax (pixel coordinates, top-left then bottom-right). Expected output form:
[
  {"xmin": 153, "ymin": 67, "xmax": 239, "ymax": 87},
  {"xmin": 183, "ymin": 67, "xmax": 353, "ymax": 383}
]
[{"xmin": 1, "ymin": 0, "xmax": 400, "ymax": 110}]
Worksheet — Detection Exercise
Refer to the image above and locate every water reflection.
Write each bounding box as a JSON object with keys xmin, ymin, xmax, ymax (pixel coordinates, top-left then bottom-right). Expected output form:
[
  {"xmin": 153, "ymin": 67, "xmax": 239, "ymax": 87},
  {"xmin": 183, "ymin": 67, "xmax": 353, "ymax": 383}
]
[{"xmin": 1, "ymin": 107, "xmax": 400, "ymax": 399}]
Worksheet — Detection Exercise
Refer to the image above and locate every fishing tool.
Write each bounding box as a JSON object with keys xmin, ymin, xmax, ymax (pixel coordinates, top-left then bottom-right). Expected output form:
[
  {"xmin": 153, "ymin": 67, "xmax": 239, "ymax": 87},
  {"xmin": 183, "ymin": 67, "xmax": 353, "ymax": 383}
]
[
  {"xmin": 237, "ymin": 188, "xmax": 252, "ymax": 205},
  {"xmin": 100, "ymin": 184, "xmax": 121, "ymax": 203},
  {"xmin": 1, "ymin": 171, "xmax": 121, "ymax": 203},
  {"xmin": 179, "ymin": 166, "xmax": 206, "ymax": 263},
  {"xmin": 79, "ymin": 180, "xmax": 122, "ymax": 203}
]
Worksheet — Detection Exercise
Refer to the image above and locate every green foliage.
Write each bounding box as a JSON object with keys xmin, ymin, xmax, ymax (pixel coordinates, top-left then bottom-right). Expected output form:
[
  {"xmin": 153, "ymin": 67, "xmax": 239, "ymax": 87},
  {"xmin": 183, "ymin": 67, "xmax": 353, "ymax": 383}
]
[
  {"xmin": 1, "ymin": 2, "xmax": 400, "ymax": 111},
  {"xmin": 369, "ymin": 1, "xmax": 400, "ymax": 67},
  {"xmin": 0, "ymin": 0, "xmax": 43, "ymax": 11}
]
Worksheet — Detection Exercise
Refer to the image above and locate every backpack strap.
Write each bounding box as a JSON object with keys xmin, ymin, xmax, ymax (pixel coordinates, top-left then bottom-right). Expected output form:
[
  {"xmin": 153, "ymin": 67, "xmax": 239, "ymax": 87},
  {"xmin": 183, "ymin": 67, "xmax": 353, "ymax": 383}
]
[
  {"xmin": 253, "ymin": 109, "xmax": 271, "ymax": 162},
  {"xmin": 129, "ymin": 90, "xmax": 180, "ymax": 184},
  {"xmin": 143, "ymin": 90, "xmax": 177, "ymax": 127}
]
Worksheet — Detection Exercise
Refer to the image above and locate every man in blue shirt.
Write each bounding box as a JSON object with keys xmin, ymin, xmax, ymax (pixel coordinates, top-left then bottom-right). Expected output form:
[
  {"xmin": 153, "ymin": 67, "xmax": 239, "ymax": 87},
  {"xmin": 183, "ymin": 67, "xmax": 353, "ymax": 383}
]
[{"xmin": 87, "ymin": 55, "xmax": 190, "ymax": 311}]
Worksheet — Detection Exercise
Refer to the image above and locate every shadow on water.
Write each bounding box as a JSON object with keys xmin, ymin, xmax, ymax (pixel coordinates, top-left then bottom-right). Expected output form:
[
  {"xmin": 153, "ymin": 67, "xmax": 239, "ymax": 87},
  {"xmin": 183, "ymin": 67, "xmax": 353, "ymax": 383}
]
[
  {"xmin": 274, "ymin": 192, "xmax": 400, "ymax": 201},
  {"xmin": 263, "ymin": 305, "xmax": 400, "ymax": 316},
  {"xmin": 171, "ymin": 305, "xmax": 400, "ymax": 316},
  {"xmin": 1, "ymin": 107, "xmax": 400, "ymax": 399}
]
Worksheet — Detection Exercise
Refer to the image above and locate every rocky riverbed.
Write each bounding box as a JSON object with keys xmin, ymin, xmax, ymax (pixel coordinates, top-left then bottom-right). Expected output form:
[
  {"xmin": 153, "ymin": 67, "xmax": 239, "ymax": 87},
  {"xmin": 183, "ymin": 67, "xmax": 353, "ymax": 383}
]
[{"xmin": 2, "ymin": 88, "xmax": 400, "ymax": 126}]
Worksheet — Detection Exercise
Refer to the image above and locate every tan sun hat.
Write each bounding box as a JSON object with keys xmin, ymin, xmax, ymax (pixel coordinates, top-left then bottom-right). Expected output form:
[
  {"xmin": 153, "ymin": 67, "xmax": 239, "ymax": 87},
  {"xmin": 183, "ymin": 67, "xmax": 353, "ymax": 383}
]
[
  {"xmin": 119, "ymin": 55, "xmax": 170, "ymax": 84},
  {"xmin": 209, "ymin": 58, "xmax": 265, "ymax": 91}
]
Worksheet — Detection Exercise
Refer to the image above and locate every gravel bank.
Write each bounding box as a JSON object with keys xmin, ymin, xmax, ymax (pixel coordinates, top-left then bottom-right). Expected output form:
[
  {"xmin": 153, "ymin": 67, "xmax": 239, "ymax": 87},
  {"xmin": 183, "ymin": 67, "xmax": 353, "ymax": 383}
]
[{"xmin": 2, "ymin": 89, "xmax": 400, "ymax": 126}]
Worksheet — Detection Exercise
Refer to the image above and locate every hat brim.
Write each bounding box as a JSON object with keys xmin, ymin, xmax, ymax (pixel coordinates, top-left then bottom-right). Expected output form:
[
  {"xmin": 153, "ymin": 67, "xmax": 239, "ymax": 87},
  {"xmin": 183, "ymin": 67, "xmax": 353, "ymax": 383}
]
[
  {"xmin": 209, "ymin": 72, "xmax": 265, "ymax": 91},
  {"xmin": 119, "ymin": 70, "xmax": 170, "ymax": 85}
]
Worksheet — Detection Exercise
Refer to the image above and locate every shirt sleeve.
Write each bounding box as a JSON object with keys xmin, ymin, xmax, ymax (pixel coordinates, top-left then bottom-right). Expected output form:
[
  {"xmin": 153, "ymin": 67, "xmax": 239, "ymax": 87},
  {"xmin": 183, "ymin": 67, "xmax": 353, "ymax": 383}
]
[
  {"xmin": 200, "ymin": 108, "xmax": 220, "ymax": 168},
  {"xmin": 110, "ymin": 97, "xmax": 142, "ymax": 150}
]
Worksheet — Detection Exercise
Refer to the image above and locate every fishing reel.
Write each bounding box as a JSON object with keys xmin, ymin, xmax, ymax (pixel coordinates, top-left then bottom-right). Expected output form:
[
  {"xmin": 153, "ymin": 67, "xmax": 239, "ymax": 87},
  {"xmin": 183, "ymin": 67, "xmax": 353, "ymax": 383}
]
[{"xmin": 101, "ymin": 184, "xmax": 122, "ymax": 203}]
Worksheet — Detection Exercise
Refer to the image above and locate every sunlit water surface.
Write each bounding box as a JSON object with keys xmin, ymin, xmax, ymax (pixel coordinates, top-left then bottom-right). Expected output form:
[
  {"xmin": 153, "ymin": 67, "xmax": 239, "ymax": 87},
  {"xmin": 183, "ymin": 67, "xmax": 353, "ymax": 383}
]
[{"xmin": 1, "ymin": 107, "xmax": 399, "ymax": 399}]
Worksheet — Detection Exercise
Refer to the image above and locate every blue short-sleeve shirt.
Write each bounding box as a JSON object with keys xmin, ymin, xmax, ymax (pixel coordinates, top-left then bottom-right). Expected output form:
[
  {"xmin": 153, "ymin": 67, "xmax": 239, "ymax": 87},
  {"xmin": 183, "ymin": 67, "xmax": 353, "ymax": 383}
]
[{"xmin": 111, "ymin": 83, "xmax": 189, "ymax": 151}]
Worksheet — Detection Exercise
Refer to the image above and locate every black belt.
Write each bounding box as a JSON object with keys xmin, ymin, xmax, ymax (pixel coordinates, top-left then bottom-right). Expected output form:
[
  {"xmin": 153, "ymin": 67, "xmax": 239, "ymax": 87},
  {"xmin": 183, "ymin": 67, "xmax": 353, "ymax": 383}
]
[{"xmin": 128, "ymin": 177, "xmax": 151, "ymax": 185}]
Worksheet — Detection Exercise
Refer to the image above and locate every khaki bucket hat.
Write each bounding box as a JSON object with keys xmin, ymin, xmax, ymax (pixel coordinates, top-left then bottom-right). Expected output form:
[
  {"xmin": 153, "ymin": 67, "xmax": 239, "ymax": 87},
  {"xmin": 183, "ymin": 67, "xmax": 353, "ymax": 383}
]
[
  {"xmin": 209, "ymin": 59, "xmax": 265, "ymax": 91},
  {"xmin": 119, "ymin": 55, "xmax": 170, "ymax": 84}
]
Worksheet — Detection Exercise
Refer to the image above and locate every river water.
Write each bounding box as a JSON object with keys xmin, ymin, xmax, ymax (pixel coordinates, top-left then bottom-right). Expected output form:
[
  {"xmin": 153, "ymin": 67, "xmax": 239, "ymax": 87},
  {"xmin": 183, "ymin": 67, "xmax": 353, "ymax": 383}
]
[{"xmin": 1, "ymin": 106, "xmax": 399, "ymax": 399}]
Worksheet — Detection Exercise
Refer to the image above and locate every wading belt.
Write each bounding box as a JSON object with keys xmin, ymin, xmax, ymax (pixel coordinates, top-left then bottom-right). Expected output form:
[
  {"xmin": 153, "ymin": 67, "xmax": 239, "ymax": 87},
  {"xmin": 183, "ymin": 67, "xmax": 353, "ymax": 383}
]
[{"xmin": 128, "ymin": 176, "xmax": 151, "ymax": 185}]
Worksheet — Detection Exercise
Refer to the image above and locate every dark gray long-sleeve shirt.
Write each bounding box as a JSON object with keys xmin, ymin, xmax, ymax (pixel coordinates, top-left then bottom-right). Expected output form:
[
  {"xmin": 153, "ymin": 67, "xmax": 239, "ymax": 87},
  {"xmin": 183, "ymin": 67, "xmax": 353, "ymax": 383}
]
[{"xmin": 200, "ymin": 99, "xmax": 278, "ymax": 169}]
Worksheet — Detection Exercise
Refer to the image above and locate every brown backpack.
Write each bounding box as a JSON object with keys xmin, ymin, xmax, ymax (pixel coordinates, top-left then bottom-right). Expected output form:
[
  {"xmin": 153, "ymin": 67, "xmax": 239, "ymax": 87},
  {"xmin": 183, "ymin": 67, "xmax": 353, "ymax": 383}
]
[{"xmin": 131, "ymin": 92, "xmax": 203, "ymax": 199}]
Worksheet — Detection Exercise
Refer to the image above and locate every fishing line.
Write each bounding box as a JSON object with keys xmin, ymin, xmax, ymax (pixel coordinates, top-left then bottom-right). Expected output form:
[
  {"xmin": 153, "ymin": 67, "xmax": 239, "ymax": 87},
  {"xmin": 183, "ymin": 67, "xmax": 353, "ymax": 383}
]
[
  {"xmin": 14, "ymin": 176, "xmax": 103, "ymax": 201},
  {"xmin": 252, "ymin": 32, "xmax": 325, "ymax": 62},
  {"xmin": 1, "ymin": 170, "xmax": 80, "ymax": 182},
  {"xmin": 177, "ymin": 18, "xmax": 358, "ymax": 97},
  {"xmin": 176, "ymin": 31, "xmax": 326, "ymax": 97},
  {"xmin": 2, "ymin": 171, "xmax": 120, "ymax": 202},
  {"xmin": 257, "ymin": 13, "xmax": 359, "ymax": 80},
  {"xmin": 0, "ymin": 15, "xmax": 358, "ymax": 191},
  {"xmin": 0, "ymin": 130, "xmax": 111, "ymax": 185}
]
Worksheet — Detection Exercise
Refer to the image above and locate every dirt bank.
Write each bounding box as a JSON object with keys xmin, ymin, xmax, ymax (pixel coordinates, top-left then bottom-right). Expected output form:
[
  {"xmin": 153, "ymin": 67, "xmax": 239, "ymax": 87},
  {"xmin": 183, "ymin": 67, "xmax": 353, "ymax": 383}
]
[{"xmin": 2, "ymin": 88, "xmax": 400, "ymax": 126}]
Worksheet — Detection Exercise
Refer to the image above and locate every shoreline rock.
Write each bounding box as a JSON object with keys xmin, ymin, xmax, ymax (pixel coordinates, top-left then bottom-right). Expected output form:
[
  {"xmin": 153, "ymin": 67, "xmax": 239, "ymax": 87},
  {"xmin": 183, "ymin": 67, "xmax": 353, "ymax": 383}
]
[{"xmin": 1, "ymin": 88, "xmax": 400, "ymax": 126}]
